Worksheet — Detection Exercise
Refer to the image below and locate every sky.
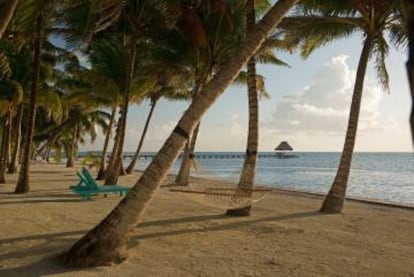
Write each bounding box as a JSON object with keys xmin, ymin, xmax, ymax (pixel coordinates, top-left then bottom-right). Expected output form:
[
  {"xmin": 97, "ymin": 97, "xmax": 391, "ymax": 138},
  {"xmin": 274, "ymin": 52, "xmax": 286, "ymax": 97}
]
[{"xmin": 82, "ymin": 34, "xmax": 412, "ymax": 153}]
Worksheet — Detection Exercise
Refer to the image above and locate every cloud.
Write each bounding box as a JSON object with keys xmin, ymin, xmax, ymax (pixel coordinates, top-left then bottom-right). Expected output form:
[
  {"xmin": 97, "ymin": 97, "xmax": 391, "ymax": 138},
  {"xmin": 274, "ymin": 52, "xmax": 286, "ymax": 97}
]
[
  {"xmin": 123, "ymin": 120, "xmax": 177, "ymax": 151},
  {"xmin": 264, "ymin": 55, "xmax": 385, "ymax": 139}
]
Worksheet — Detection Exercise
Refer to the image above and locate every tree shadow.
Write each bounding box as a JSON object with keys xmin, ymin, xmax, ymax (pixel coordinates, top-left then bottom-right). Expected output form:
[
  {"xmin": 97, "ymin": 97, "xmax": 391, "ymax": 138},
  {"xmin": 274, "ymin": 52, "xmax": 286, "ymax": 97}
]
[
  {"xmin": 0, "ymin": 210, "xmax": 323, "ymax": 276},
  {"xmin": 0, "ymin": 230, "xmax": 87, "ymax": 245},
  {"xmin": 132, "ymin": 211, "xmax": 322, "ymax": 242},
  {"xmin": 0, "ymin": 255, "xmax": 81, "ymax": 277},
  {"xmin": 0, "ymin": 230, "xmax": 87, "ymax": 277},
  {"xmin": 0, "ymin": 198, "xmax": 84, "ymax": 205}
]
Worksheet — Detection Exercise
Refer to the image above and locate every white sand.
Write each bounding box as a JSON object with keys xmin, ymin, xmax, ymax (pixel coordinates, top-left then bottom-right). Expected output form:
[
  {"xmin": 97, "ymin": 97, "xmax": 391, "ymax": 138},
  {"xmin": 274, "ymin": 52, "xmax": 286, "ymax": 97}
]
[{"xmin": 0, "ymin": 164, "xmax": 413, "ymax": 276}]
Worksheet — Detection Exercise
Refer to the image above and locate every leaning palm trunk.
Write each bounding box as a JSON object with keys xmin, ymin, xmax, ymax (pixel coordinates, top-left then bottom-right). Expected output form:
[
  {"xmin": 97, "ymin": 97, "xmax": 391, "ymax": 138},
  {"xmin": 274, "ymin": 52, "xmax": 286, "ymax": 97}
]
[
  {"xmin": 0, "ymin": 0, "xmax": 19, "ymax": 38},
  {"xmin": 64, "ymin": 0, "xmax": 298, "ymax": 266},
  {"xmin": 8, "ymin": 104, "xmax": 23, "ymax": 173},
  {"xmin": 0, "ymin": 113, "xmax": 12, "ymax": 183},
  {"xmin": 175, "ymin": 122, "xmax": 200, "ymax": 186},
  {"xmin": 104, "ymin": 40, "xmax": 136, "ymax": 185},
  {"xmin": 403, "ymin": 1, "xmax": 414, "ymax": 146},
  {"xmin": 226, "ymin": 0, "xmax": 258, "ymax": 216},
  {"xmin": 126, "ymin": 99, "xmax": 157, "ymax": 174},
  {"xmin": 320, "ymin": 36, "xmax": 374, "ymax": 213},
  {"xmin": 97, "ymin": 107, "xmax": 116, "ymax": 180},
  {"xmin": 15, "ymin": 14, "xmax": 43, "ymax": 194}
]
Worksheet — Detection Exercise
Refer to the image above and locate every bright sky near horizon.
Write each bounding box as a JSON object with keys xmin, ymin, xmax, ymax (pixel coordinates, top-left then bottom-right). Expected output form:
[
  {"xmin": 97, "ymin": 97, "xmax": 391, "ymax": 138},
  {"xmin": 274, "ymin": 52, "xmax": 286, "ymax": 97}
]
[{"xmin": 82, "ymin": 34, "xmax": 412, "ymax": 153}]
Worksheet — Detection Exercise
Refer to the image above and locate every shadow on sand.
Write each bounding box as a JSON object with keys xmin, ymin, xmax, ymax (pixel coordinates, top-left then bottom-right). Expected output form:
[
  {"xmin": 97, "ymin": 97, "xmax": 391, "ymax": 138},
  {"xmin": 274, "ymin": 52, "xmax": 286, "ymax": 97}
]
[{"xmin": 0, "ymin": 210, "xmax": 323, "ymax": 276}]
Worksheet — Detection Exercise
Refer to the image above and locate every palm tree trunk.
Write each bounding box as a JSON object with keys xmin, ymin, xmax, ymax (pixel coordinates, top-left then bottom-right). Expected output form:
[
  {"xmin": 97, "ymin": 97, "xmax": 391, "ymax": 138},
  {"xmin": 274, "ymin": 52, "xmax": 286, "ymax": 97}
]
[
  {"xmin": 126, "ymin": 99, "xmax": 157, "ymax": 174},
  {"xmin": 97, "ymin": 106, "xmax": 116, "ymax": 180},
  {"xmin": 66, "ymin": 126, "xmax": 77, "ymax": 168},
  {"xmin": 226, "ymin": 0, "xmax": 258, "ymax": 217},
  {"xmin": 0, "ymin": 113, "xmax": 11, "ymax": 183},
  {"xmin": 64, "ymin": 0, "xmax": 298, "ymax": 266},
  {"xmin": 403, "ymin": 1, "xmax": 414, "ymax": 146},
  {"xmin": 320, "ymin": 36, "xmax": 374, "ymax": 213},
  {"xmin": 105, "ymin": 39, "xmax": 136, "ymax": 185},
  {"xmin": 175, "ymin": 122, "xmax": 200, "ymax": 186},
  {"xmin": 0, "ymin": 0, "xmax": 19, "ymax": 38},
  {"xmin": 8, "ymin": 104, "xmax": 23, "ymax": 173},
  {"xmin": 119, "ymin": 159, "xmax": 126, "ymax": 176},
  {"xmin": 174, "ymin": 74, "xmax": 208, "ymax": 186},
  {"xmin": 14, "ymin": 14, "xmax": 43, "ymax": 194},
  {"xmin": 105, "ymin": 114, "xmax": 121, "ymax": 179}
]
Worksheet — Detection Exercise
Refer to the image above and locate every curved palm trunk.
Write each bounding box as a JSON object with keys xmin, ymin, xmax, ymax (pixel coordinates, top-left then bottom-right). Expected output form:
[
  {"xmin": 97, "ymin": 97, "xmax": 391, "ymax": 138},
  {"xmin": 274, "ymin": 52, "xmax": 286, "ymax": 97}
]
[
  {"xmin": 175, "ymin": 122, "xmax": 200, "ymax": 186},
  {"xmin": 320, "ymin": 36, "xmax": 374, "ymax": 213},
  {"xmin": 0, "ymin": 113, "xmax": 12, "ymax": 183},
  {"xmin": 15, "ymin": 14, "xmax": 43, "ymax": 194},
  {"xmin": 97, "ymin": 107, "xmax": 116, "ymax": 180},
  {"xmin": 104, "ymin": 40, "xmax": 136, "ymax": 185},
  {"xmin": 403, "ymin": 1, "xmax": 414, "ymax": 146},
  {"xmin": 8, "ymin": 104, "xmax": 23, "ymax": 173},
  {"xmin": 226, "ymin": 0, "xmax": 258, "ymax": 217},
  {"xmin": 126, "ymin": 99, "xmax": 157, "ymax": 174},
  {"xmin": 64, "ymin": 0, "xmax": 298, "ymax": 266},
  {"xmin": 0, "ymin": 0, "xmax": 19, "ymax": 38}
]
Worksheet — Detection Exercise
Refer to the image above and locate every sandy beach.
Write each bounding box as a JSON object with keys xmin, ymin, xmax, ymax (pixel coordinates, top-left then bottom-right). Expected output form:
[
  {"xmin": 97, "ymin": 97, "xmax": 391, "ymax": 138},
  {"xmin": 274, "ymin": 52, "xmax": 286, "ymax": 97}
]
[{"xmin": 0, "ymin": 164, "xmax": 413, "ymax": 277}]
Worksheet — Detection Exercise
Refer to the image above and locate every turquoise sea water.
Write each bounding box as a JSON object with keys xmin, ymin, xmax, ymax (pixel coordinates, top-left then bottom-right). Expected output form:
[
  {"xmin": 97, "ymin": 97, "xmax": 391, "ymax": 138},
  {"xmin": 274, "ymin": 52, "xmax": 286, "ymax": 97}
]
[{"xmin": 130, "ymin": 152, "xmax": 414, "ymax": 206}]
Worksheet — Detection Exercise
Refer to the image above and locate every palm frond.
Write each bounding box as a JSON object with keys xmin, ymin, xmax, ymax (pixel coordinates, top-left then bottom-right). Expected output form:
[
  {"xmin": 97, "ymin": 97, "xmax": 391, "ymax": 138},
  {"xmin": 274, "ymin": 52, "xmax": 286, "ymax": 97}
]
[{"xmin": 372, "ymin": 35, "xmax": 390, "ymax": 91}]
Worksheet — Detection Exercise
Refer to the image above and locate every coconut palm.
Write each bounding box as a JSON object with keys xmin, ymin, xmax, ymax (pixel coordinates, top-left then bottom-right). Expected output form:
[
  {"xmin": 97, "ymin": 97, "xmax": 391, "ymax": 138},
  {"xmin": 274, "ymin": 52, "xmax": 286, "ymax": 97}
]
[
  {"xmin": 13, "ymin": 0, "xmax": 59, "ymax": 193},
  {"xmin": 402, "ymin": 1, "xmax": 414, "ymax": 144},
  {"xmin": 0, "ymin": 79, "xmax": 23, "ymax": 183},
  {"xmin": 174, "ymin": 0, "xmax": 246, "ymax": 186},
  {"xmin": 125, "ymin": 78, "xmax": 191, "ymax": 174},
  {"xmin": 6, "ymin": 48, "xmax": 29, "ymax": 173},
  {"xmin": 282, "ymin": 0, "xmax": 405, "ymax": 213},
  {"xmin": 226, "ymin": 0, "xmax": 260, "ymax": 216},
  {"xmin": 0, "ymin": 0, "xmax": 19, "ymax": 38},
  {"xmin": 63, "ymin": 0, "xmax": 298, "ymax": 266}
]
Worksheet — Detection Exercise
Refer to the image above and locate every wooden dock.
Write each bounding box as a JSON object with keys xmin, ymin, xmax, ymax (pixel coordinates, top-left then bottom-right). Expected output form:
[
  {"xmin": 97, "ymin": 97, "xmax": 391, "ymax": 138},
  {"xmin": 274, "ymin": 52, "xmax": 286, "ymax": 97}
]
[
  {"xmin": 79, "ymin": 152, "xmax": 298, "ymax": 160},
  {"xmin": 138, "ymin": 154, "xmax": 299, "ymax": 160}
]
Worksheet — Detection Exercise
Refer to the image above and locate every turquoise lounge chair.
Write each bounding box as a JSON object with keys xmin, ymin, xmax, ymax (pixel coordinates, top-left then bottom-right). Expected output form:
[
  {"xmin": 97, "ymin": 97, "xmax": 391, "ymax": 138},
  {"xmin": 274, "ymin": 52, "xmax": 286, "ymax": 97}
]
[{"xmin": 70, "ymin": 168, "xmax": 130, "ymax": 200}]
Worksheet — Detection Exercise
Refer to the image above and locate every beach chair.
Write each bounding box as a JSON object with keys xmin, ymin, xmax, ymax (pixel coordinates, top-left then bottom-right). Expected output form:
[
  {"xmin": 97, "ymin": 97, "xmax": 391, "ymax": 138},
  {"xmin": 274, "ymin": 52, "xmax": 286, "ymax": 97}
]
[
  {"xmin": 69, "ymin": 168, "xmax": 130, "ymax": 200},
  {"xmin": 69, "ymin": 172, "xmax": 89, "ymax": 190}
]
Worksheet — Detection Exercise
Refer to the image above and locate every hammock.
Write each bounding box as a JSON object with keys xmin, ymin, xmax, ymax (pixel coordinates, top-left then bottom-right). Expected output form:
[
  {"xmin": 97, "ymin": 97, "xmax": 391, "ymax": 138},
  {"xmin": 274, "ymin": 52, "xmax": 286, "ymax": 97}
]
[{"xmin": 170, "ymin": 182, "xmax": 272, "ymax": 210}]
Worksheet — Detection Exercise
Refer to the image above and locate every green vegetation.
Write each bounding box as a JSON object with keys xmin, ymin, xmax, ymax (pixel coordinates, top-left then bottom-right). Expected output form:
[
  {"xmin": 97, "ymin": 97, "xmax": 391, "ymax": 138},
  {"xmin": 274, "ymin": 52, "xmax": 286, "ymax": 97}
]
[{"xmin": 0, "ymin": 0, "xmax": 411, "ymax": 267}]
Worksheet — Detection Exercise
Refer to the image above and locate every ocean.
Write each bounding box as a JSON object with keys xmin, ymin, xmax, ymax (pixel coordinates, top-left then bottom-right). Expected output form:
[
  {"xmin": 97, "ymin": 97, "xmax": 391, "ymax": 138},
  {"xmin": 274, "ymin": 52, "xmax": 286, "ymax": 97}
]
[{"xmin": 130, "ymin": 152, "xmax": 414, "ymax": 206}]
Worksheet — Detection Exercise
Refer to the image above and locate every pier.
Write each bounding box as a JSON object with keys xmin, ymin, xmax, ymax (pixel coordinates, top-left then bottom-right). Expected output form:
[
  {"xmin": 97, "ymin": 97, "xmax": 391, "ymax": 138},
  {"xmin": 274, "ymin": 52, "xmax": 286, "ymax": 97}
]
[{"xmin": 79, "ymin": 152, "xmax": 298, "ymax": 160}]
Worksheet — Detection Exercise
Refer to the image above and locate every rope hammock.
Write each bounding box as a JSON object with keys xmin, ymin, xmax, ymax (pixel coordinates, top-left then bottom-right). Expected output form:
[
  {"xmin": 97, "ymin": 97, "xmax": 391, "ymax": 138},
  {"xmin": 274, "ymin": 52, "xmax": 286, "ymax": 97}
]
[
  {"xmin": 170, "ymin": 156, "xmax": 273, "ymax": 209},
  {"xmin": 170, "ymin": 182, "xmax": 273, "ymax": 210}
]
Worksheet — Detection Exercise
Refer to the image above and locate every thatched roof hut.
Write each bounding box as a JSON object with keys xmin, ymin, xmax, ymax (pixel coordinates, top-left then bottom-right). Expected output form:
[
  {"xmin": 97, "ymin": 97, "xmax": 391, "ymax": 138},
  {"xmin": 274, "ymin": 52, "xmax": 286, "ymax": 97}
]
[{"xmin": 274, "ymin": 141, "xmax": 293, "ymax": 151}]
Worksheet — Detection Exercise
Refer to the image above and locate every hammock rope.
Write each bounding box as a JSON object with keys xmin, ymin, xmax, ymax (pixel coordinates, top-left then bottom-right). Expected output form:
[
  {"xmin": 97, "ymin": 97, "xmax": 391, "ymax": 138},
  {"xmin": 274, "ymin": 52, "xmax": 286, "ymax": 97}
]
[{"xmin": 170, "ymin": 183, "xmax": 272, "ymax": 210}]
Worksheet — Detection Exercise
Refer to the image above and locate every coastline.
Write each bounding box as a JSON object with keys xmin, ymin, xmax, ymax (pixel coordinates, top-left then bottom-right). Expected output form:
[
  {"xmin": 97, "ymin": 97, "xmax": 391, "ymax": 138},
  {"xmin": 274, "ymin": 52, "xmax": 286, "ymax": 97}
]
[{"xmin": 0, "ymin": 164, "xmax": 413, "ymax": 276}]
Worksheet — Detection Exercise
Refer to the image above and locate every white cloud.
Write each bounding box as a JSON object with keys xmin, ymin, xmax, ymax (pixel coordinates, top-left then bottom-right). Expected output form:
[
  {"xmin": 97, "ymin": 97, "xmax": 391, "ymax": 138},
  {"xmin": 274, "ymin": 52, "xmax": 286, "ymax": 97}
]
[{"xmin": 264, "ymin": 55, "xmax": 385, "ymax": 136}]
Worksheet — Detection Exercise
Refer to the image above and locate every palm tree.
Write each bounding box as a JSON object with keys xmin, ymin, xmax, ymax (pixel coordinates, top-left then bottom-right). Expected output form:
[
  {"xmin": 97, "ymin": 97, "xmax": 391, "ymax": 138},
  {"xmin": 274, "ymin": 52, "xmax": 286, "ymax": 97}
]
[
  {"xmin": 226, "ymin": 0, "xmax": 259, "ymax": 216},
  {"xmin": 283, "ymin": 0, "xmax": 405, "ymax": 213},
  {"xmin": 14, "ymin": 15, "xmax": 42, "ymax": 192},
  {"xmin": 102, "ymin": 36, "xmax": 136, "ymax": 185},
  {"xmin": 174, "ymin": 0, "xmax": 246, "ymax": 186},
  {"xmin": 0, "ymin": 0, "xmax": 19, "ymax": 38},
  {"xmin": 125, "ymin": 80, "xmax": 190, "ymax": 174},
  {"xmin": 63, "ymin": 0, "xmax": 298, "ymax": 266},
  {"xmin": 402, "ymin": 1, "xmax": 414, "ymax": 144},
  {"xmin": 0, "ymin": 79, "xmax": 23, "ymax": 183},
  {"xmin": 96, "ymin": 106, "xmax": 116, "ymax": 179}
]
